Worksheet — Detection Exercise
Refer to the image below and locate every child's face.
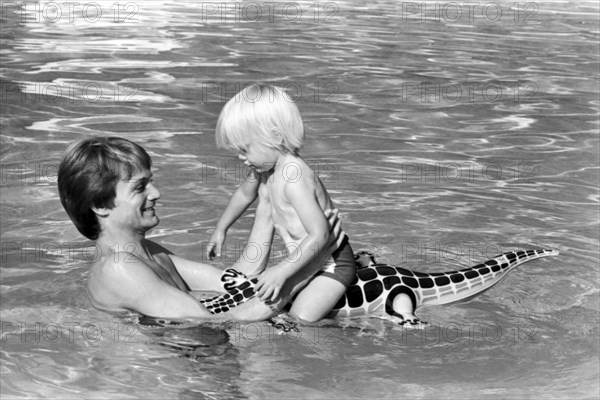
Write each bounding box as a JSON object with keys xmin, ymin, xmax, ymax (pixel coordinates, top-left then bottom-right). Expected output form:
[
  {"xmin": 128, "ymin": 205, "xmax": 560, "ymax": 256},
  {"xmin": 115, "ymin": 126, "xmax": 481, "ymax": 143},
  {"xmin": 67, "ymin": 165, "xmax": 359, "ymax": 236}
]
[{"xmin": 238, "ymin": 142, "xmax": 280, "ymax": 173}]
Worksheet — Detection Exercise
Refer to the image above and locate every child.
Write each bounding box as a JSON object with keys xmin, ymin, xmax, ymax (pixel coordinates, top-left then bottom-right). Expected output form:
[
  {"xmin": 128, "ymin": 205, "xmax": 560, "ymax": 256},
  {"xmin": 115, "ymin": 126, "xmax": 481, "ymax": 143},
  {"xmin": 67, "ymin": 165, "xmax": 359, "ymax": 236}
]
[{"xmin": 207, "ymin": 84, "xmax": 356, "ymax": 322}]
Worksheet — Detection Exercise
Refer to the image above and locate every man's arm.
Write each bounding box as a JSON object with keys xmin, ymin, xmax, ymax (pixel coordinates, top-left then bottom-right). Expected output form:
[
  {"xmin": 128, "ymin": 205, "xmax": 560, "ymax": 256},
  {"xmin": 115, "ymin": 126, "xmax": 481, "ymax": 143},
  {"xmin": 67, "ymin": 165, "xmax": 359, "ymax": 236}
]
[
  {"xmin": 143, "ymin": 239, "xmax": 226, "ymax": 293},
  {"xmin": 169, "ymin": 255, "xmax": 224, "ymax": 292},
  {"xmin": 97, "ymin": 257, "xmax": 217, "ymax": 320},
  {"xmin": 97, "ymin": 256, "xmax": 277, "ymax": 322}
]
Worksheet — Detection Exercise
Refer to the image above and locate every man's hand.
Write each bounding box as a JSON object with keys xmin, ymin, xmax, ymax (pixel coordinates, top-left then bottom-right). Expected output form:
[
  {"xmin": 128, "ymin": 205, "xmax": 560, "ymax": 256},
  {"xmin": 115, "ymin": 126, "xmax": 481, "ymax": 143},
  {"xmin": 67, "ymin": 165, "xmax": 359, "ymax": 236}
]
[{"xmin": 323, "ymin": 208, "xmax": 345, "ymax": 256}]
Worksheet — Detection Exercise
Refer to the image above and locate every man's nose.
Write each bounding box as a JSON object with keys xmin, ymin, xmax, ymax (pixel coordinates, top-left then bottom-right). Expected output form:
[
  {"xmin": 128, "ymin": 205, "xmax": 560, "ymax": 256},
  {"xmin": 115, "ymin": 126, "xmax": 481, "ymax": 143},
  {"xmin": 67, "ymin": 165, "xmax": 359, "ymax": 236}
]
[{"xmin": 148, "ymin": 183, "xmax": 161, "ymax": 200}]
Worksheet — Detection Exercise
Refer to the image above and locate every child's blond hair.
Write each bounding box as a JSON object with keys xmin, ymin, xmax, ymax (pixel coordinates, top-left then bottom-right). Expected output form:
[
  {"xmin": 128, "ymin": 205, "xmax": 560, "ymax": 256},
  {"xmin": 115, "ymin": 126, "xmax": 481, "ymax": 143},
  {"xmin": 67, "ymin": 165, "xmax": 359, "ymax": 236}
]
[{"xmin": 216, "ymin": 84, "xmax": 304, "ymax": 154}]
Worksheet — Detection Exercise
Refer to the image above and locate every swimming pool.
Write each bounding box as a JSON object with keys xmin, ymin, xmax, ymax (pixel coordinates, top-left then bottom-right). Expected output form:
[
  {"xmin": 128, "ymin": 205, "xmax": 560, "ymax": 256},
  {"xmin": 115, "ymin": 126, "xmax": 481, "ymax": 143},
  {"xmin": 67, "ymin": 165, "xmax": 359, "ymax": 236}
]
[{"xmin": 1, "ymin": 0, "xmax": 598, "ymax": 398}]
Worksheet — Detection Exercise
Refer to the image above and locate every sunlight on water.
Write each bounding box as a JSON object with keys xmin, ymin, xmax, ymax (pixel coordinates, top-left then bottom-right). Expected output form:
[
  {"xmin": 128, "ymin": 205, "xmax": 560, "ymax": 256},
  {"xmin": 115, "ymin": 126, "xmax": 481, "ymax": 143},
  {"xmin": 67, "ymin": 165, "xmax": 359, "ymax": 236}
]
[{"xmin": 1, "ymin": 0, "xmax": 599, "ymax": 398}]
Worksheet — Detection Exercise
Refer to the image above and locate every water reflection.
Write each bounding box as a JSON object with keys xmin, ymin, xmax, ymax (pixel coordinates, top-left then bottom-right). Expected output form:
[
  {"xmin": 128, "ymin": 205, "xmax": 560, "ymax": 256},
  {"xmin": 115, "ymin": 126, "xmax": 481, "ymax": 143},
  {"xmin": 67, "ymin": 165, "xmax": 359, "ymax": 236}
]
[{"xmin": 1, "ymin": 0, "xmax": 598, "ymax": 398}]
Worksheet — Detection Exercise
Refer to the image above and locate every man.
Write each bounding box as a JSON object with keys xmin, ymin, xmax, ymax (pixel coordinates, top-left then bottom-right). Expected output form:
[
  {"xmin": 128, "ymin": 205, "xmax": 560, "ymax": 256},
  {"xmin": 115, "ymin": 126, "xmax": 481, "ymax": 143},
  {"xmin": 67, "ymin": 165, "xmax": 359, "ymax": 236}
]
[{"xmin": 57, "ymin": 136, "xmax": 343, "ymax": 322}]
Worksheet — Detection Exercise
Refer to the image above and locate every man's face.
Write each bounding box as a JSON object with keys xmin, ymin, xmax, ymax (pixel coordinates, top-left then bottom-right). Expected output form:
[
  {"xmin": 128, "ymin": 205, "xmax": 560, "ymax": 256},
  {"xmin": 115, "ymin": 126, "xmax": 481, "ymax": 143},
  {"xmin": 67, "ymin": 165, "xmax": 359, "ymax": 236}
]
[{"xmin": 107, "ymin": 168, "xmax": 161, "ymax": 234}]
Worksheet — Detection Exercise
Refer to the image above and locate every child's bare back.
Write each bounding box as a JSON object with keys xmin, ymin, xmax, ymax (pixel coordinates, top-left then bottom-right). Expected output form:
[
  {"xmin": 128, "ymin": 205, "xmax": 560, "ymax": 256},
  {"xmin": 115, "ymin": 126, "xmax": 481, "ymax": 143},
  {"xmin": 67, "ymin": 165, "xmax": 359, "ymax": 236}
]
[{"xmin": 263, "ymin": 153, "xmax": 335, "ymax": 244}]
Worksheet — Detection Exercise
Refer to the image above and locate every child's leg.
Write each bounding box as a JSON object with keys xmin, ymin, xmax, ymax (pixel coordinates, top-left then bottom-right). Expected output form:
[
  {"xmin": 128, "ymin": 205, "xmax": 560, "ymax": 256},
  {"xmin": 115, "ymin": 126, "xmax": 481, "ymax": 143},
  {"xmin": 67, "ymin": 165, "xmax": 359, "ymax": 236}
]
[
  {"xmin": 287, "ymin": 239, "xmax": 355, "ymax": 322},
  {"xmin": 288, "ymin": 275, "xmax": 347, "ymax": 322}
]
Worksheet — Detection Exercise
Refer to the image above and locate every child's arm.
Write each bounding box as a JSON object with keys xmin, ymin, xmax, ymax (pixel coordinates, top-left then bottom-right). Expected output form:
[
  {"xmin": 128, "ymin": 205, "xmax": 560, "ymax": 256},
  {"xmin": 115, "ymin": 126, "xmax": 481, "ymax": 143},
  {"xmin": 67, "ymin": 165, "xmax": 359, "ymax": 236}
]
[
  {"xmin": 229, "ymin": 196, "xmax": 275, "ymax": 276},
  {"xmin": 254, "ymin": 172, "xmax": 331, "ymax": 302},
  {"xmin": 206, "ymin": 171, "xmax": 260, "ymax": 260}
]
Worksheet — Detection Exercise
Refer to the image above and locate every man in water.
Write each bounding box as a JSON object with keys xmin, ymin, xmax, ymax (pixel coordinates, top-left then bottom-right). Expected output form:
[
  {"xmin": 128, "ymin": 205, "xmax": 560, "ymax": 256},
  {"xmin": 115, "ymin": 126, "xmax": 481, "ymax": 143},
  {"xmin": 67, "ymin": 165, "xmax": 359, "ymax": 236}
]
[{"xmin": 57, "ymin": 136, "xmax": 343, "ymax": 322}]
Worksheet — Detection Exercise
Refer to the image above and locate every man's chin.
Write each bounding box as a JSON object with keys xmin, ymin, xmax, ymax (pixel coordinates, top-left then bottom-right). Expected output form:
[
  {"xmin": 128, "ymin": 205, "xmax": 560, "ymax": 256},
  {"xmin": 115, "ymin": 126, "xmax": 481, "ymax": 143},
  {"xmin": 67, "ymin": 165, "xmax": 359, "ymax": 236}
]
[{"xmin": 144, "ymin": 215, "xmax": 160, "ymax": 229}]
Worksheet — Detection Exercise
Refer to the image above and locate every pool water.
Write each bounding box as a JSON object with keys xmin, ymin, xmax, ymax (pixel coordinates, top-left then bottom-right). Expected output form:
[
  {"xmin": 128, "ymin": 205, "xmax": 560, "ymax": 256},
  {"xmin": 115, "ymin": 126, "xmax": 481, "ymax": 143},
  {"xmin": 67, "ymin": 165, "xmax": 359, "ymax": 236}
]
[{"xmin": 1, "ymin": 0, "xmax": 599, "ymax": 398}]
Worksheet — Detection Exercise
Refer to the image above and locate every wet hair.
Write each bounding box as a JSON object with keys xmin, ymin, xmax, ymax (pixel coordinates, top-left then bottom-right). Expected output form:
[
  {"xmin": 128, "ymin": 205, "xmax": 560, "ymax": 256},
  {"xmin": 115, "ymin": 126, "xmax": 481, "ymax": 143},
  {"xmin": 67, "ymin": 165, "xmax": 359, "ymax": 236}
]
[
  {"xmin": 216, "ymin": 84, "xmax": 304, "ymax": 154},
  {"xmin": 57, "ymin": 136, "xmax": 152, "ymax": 240}
]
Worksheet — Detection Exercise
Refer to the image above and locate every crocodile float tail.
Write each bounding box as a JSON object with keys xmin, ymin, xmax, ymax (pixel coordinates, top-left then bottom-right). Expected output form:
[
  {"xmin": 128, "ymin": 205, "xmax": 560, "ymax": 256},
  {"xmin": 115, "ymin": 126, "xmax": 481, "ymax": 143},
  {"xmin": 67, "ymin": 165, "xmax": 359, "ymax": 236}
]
[{"xmin": 412, "ymin": 249, "xmax": 559, "ymax": 308}]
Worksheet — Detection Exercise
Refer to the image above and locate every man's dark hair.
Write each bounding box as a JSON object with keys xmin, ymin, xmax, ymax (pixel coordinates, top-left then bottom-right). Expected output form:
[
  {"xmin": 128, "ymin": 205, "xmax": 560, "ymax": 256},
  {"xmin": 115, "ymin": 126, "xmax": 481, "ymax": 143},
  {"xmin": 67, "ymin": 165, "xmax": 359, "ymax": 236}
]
[{"xmin": 58, "ymin": 136, "xmax": 152, "ymax": 240}]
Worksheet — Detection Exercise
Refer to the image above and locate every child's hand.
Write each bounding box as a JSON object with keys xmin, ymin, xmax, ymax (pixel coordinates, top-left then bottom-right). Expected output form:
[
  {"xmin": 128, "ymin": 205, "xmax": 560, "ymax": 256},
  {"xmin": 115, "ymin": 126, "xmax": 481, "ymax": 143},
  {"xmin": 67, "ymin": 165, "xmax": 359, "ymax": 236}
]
[
  {"xmin": 255, "ymin": 268, "xmax": 289, "ymax": 303},
  {"xmin": 206, "ymin": 230, "xmax": 226, "ymax": 261}
]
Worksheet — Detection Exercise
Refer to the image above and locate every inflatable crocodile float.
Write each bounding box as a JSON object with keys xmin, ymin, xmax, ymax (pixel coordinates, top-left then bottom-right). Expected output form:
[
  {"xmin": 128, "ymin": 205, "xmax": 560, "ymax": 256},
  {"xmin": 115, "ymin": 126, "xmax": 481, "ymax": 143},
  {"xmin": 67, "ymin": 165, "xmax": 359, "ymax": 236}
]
[{"xmin": 198, "ymin": 248, "xmax": 559, "ymax": 326}]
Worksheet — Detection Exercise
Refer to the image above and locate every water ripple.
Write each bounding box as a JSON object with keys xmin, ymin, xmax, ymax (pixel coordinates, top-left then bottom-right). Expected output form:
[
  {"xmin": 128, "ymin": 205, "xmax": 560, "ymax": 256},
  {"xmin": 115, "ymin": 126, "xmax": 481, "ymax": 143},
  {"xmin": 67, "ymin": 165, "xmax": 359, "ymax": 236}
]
[{"xmin": 1, "ymin": 0, "xmax": 598, "ymax": 398}]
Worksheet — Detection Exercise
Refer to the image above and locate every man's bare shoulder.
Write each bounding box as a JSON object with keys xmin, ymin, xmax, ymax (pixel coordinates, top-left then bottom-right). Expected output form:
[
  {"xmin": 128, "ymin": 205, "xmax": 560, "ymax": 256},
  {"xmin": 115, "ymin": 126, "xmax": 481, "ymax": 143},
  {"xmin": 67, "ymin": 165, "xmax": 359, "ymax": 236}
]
[
  {"xmin": 144, "ymin": 238, "xmax": 173, "ymax": 256},
  {"xmin": 87, "ymin": 250, "xmax": 158, "ymax": 312}
]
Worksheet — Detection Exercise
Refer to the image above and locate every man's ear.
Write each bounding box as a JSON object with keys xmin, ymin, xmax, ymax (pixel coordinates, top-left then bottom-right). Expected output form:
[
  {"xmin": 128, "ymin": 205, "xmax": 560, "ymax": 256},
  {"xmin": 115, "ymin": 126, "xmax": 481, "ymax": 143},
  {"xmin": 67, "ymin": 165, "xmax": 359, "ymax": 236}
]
[{"xmin": 91, "ymin": 205, "xmax": 110, "ymax": 218}]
